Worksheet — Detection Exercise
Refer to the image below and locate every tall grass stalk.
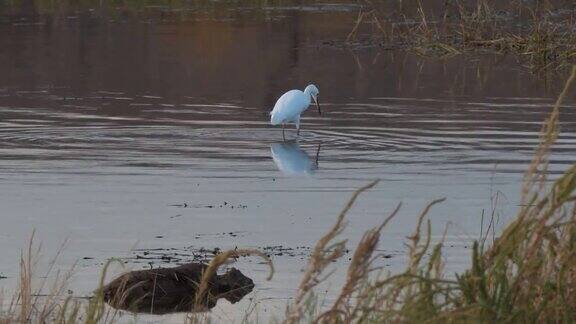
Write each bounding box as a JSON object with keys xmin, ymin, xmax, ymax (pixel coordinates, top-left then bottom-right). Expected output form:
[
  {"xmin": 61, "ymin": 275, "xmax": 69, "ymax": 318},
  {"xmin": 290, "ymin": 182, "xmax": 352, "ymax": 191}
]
[
  {"xmin": 282, "ymin": 65, "xmax": 576, "ymax": 323},
  {"xmin": 194, "ymin": 249, "xmax": 273, "ymax": 311}
]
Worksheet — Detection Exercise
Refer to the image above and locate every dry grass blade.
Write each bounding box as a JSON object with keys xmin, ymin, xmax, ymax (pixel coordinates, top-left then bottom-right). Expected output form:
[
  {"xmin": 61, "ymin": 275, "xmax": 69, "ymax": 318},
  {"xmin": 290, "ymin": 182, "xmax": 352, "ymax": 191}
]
[
  {"xmin": 194, "ymin": 249, "xmax": 273, "ymax": 311},
  {"xmin": 522, "ymin": 65, "xmax": 576, "ymax": 201},
  {"xmin": 290, "ymin": 66, "xmax": 576, "ymax": 323},
  {"xmin": 408, "ymin": 198, "xmax": 447, "ymax": 272},
  {"xmin": 0, "ymin": 233, "xmax": 90, "ymax": 324},
  {"xmin": 346, "ymin": 9, "xmax": 365, "ymax": 43},
  {"xmin": 315, "ymin": 203, "xmax": 402, "ymax": 323},
  {"xmin": 284, "ymin": 180, "xmax": 379, "ymax": 324}
]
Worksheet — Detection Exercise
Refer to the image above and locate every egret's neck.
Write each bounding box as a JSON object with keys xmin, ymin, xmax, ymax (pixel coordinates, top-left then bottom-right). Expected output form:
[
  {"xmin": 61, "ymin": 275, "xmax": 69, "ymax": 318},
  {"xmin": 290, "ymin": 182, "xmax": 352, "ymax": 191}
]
[{"xmin": 303, "ymin": 88, "xmax": 313, "ymax": 100}]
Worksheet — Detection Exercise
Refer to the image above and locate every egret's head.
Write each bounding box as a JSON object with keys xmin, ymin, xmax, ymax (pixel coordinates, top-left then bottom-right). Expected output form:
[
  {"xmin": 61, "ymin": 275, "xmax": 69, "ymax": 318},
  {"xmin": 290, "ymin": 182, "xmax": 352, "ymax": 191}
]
[{"xmin": 304, "ymin": 84, "xmax": 321, "ymax": 115}]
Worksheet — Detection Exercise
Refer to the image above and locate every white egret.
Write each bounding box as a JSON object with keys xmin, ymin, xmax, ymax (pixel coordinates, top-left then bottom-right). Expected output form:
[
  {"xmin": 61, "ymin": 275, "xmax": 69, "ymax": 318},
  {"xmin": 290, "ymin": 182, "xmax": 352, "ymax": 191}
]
[
  {"xmin": 270, "ymin": 84, "xmax": 321, "ymax": 138},
  {"xmin": 270, "ymin": 141, "xmax": 321, "ymax": 176}
]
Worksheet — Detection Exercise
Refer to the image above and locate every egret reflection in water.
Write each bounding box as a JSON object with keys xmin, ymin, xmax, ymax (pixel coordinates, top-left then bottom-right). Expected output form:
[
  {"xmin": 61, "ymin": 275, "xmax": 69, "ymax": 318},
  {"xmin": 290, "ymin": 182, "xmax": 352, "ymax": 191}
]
[{"xmin": 270, "ymin": 141, "xmax": 321, "ymax": 176}]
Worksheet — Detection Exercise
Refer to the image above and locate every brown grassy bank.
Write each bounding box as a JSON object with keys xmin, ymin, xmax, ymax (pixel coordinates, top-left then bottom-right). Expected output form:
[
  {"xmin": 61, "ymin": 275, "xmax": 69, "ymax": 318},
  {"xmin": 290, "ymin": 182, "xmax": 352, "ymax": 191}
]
[{"xmin": 349, "ymin": 0, "xmax": 576, "ymax": 71}]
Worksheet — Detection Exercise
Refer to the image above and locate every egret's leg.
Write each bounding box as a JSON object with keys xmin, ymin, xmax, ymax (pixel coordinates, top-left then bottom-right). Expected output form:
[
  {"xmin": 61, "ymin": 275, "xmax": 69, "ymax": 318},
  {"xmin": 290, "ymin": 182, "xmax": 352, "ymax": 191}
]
[
  {"xmin": 315, "ymin": 143, "xmax": 321, "ymax": 166},
  {"xmin": 295, "ymin": 117, "xmax": 301, "ymax": 137},
  {"xmin": 282, "ymin": 123, "xmax": 286, "ymax": 140}
]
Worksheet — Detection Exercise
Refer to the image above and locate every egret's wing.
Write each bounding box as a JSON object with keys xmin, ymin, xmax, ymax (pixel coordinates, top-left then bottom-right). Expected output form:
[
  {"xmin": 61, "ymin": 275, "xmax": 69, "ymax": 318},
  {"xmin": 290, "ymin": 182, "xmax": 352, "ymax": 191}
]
[{"xmin": 270, "ymin": 90, "xmax": 308, "ymax": 124}]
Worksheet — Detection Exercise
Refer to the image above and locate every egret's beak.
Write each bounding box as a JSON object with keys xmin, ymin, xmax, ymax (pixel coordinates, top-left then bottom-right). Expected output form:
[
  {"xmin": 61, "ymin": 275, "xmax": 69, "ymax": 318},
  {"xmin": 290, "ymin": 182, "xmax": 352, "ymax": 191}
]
[{"xmin": 314, "ymin": 96, "xmax": 321, "ymax": 115}]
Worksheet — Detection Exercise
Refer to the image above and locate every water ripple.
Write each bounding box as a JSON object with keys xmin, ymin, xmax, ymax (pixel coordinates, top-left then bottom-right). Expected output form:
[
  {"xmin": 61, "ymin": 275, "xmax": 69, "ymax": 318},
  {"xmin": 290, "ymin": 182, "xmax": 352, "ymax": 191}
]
[{"xmin": 1, "ymin": 91, "xmax": 575, "ymax": 176}]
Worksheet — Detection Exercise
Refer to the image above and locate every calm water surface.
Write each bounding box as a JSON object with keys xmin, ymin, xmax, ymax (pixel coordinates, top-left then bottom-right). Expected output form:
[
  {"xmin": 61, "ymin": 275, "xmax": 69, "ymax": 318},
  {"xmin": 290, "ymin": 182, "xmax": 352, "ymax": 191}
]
[{"xmin": 1, "ymin": 3, "xmax": 576, "ymax": 321}]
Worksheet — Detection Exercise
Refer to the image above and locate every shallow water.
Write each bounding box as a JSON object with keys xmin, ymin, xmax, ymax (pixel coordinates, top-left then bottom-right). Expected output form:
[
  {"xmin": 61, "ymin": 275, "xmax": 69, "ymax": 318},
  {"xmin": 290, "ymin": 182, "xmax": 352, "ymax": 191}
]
[{"xmin": 1, "ymin": 2, "xmax": 576, "ymax": 322}]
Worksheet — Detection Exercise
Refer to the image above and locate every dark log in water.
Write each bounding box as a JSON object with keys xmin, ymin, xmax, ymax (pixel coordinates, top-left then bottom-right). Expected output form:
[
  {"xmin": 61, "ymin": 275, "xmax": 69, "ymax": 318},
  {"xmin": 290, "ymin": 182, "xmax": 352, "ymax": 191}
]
[{"xmin": 101, "ymin": 263, "xmax": 254, "ymax": 314}]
